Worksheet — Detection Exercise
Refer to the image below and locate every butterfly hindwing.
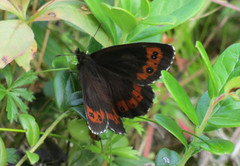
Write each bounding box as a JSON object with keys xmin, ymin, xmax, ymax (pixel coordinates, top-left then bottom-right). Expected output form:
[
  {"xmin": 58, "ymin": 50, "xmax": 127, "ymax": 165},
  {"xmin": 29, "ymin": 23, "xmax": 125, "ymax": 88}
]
[
  {"xmin": 91, "ymin": 42, "xmax": 175, "ymax": 85},
  {"xmin": 101, "ymin": 69, "xmax": 154, "ymax": 118}
]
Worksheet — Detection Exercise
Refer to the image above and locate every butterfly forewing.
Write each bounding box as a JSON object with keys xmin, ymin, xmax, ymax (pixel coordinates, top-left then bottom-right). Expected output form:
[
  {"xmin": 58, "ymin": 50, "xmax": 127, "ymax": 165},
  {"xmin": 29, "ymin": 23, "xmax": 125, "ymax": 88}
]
[{"xmin": 90, "ymin": 43, "xmax": 175, "ymax": 85}]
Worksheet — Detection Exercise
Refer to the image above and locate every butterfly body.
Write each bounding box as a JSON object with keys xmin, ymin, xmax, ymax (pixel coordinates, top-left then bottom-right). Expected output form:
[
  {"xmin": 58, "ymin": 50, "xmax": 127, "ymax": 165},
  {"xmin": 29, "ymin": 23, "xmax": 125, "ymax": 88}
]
[{"xmin": 76, "ymin": 43, "xmax": 175, "ymax": 135}]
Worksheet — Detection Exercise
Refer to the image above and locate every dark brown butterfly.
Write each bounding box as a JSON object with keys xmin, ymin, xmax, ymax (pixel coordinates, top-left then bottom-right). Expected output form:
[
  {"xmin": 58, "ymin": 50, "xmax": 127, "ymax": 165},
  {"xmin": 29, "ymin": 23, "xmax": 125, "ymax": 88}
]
[{"xmin": 76, "ymin": 42, "xmax": 175, "ymax": 135}]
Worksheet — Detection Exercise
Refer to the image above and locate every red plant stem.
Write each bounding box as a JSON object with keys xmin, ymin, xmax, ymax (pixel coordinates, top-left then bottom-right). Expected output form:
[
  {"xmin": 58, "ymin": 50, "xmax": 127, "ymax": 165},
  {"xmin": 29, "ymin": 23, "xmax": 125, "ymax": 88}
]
[
  {"xmin": 144, "ymin": 121, "xmax": 154, "ymax": 157},
  {"xmin": 211, "ymin": 0, "xmax": 240, "ymax": 12}
]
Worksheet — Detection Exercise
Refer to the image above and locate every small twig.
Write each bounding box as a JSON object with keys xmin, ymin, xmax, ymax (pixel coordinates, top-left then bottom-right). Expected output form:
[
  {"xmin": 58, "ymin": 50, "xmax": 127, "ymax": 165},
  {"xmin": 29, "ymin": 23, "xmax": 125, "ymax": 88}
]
[
  {"xmin": 36, "ymin": 21, "xmax": 52, "ymax": 72},
  {"xmin": 211, "ymin": 0, "xmax": 240, "ymax": 12},
  {"xmin": 190, "ymin": 6, "xmax": 223, "ymax": 20}
]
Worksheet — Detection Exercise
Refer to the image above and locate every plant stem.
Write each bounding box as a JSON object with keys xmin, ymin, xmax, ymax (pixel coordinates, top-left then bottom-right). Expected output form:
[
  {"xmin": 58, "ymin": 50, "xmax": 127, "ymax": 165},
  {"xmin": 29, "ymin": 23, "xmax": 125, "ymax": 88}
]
[
  {"xmin": 16, "ymin": 111, "xmax": 71, "ymax": 166},
  {"xmin": 179, "ymin": 93, "xmax": 226, "ymax": 166}
]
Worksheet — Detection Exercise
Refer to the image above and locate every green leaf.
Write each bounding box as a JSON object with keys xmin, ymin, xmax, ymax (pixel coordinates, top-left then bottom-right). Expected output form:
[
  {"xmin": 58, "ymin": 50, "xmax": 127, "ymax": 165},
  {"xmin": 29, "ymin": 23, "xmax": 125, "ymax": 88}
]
[
  {"xmin": 0, "ymin": 137, "xmax": 6, "ymax": 166},
  {"xmin": 11, "ymin": 95, "xmax": 28, "ymax": 113},
  {"xmin": 208, "ymin": 97, "xmax": 240, "ymax": 127},
  {"xmin": 140, "ymin": 0, "xmax": 150, "ymax": 18},
  {"xmin": 0, "ymin": 84, "xmax": 6, "ymax": 102},
  {"xmin": 0, "ymin": 20, "xmax": 34, "ymax": 69},
  {"xmin": 195, "ymin": 92, "xmax": 210, "ymax": 124},
  {"xmin": 26, "ymin": 151, "xmax": 39, "ymax": 165},
  {"xmin": 114, "ymin": 156, "xmax": 154, "ymax": 166},
  {"xmin": 11, "ymin": 71, "xmax": 37, "ymax": 88},
  {"xmin": 154, "ymin": 114, "xmax": 188, "ymax": 147},
  {"xmin": 119, "ymin": 0, "xmax": 141, "ymax": 16},
  {"xmin": 213, "ymin": 43, "xmax": 240, "ymax": 96},
  {"xmin": 6, "ymin": 94, "xmax": 18, "ymax": 123},
  {"xmin": 162, "ymin": 71, "xmax": 199, "ymax": 125},
  {"xmin": 32, "ymin": 1, "xmax": 110, "ymax": 47},
  {"xmin": 224, "ymin": 76, "xmax": 240, "ymax": 94},
  {"xmin": 53, "ymin": 71, "xmax": 76, "ymax": 111},
  {"xmin": 19, "ymin": 114, "xmax": 40, "ymax": 146},
  {"xmin": 155, "ymin": 148, "xmax": 181, "ymax": 166},
  {"xmin": 128, "ymin": 0, "xmax": 205, "ymax": 42},
  {"xmin": 85, "ymin": 0, "xmax": 118, "ymax": 44},
  {"xmin": 68, "ymin": 119, "xmax": 90, "ymax": 143},
  {"xmin": 141, "ymin": 16, "xmax": 176, "ymax": 25},
  {"xmin": 11, "ymin": 88, "xmax": 35, "ymax": 102},
  {"xmin": 109, "ymin": 146, "xmax": 139, "ymax": 160},
  {"xmin": 6, "ymin": 148, "xmax": 19, "ymax": 164},
  {"xmin": 52, "ymin": 55, "xmax": 72, "ymax": 69},
  {"xmin": 101, "ymin": 3, "xmax": 137, "ymax": 33},
  {"xmin": 1, "ymin": 65, "xmax": 13, "ymax": 87},
  {"xmin": 192, "ymin": 139, "xmax": 234, "ymax": 155},
  {"xmin": 196, "ymin": 41, "xmax": 218, "ymax": 98}
]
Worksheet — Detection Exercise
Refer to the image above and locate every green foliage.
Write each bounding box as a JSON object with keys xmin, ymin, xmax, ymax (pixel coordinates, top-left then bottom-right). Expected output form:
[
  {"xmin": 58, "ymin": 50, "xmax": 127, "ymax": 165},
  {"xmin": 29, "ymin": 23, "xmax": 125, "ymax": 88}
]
[
  {"xmin": 26, "ymin": 151, "xmax": 39, "ymax": 165},
  {"xmin": 0, "ymin": 0, "xmax": 239, "ymax": 166},
  {"xmin": 155, "ymin": 148, "xmax": 181, "ymax": 166},
  {"xmin": 19, "ymin": 114, "xmax": 40, "ymax": 146},
  {"xmin": 6, "ymin": 148, "xmax": 19, "ymax": 164},
  {"xmin": 0, "ymin": 67, "xmax": 36, "ymax": 123}
]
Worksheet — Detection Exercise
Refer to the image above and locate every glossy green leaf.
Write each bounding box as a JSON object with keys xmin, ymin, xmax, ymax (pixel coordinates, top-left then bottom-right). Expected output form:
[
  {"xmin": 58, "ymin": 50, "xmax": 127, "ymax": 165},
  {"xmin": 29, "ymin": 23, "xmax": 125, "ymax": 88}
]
[
  {"xmin": 155, "ymin": 148, "xmax": 181, "ymax": 166},
  {"xmin": 6, "ymin": 148, "xmax": 19, "ymax": 164},
  {"xmin": 213, "ymin": 43, "xmax": 240, "ymax": 96},
  {"xmin": 192, "ymin": 139, "xmax": 234, "ymax": 155},
  {"xmin": 52, "ymin": 55, "xmax": 72, "ymax": 69},
  {"xmin": 208, "ymin": 97, "xmax": 240, "ymax": 127},
  {"xmin": 26, "ymin": 151, "xmax": 39, "ymax": 165},
  {"xmin": 154, "ymin": 114, "xmax": 188, "ymax": 147},
  {"xmin": 53, "ymin": 71, "xmax": 76, "ymax": 110},
  {"xmin": 85, "ymin": 0, "xmax": 117, "ymax": 44},
  {"xmin": 162, "ymin": 71, "xmax": 199, "ymax": 125},
  {"xmin": 224, "ymin": 76, "xmax": 240, "ymax": 94},
  {"xmin": 195, "ymin": 92, "xmax": 210, "ymax": 124},
  {"xmin": 128, "ymin": 0, "xmax": 205, "ymax": 42},
  {"xmin": 140, "ymin": 0, "xmax": 150, "ymax": 18},
  {"xmin": 11, "ymin": 71, "xmax": 37, "ymax": 88},
  {"xmin": 6, "ymin": 94, "xmax": 18, "ymax": 123},
  {"xmin": 141, "ymin": 16, "xmax": 176, "ymax": 25},
  {"xmin": 19, "ymin": 114, "xmax": 40, "ymax": 146},
  {"xmin": 32, "ymin": 1, "xmax": 110, "ymax": 47},
  {"xmin": 196, "ymin": 41, "xmax": 218, "ymax": 99},
  {"xmin": 0, "ymin": 137, "xmax": 6, "ymax": 166},
  {"xmin": 101, "ymin": 3, "xmax": 137, "ymax": 33},
  {"xmin": 0, "ymin": 20, "xmax": 34, "ymax": 69},
  {"xmin": 119, "ymin": 0, "xmax": 141, "ymax": 16}
]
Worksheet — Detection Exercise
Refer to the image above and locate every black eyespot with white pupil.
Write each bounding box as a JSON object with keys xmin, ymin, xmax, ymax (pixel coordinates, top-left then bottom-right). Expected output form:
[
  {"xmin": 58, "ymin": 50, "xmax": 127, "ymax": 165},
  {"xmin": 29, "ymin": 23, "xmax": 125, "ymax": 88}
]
[
  {"xmin": 146, "ymin": 67, "xmax": 153, "ymax": 73},
  {"xmin": 151, "ymin": 51, "xmax": 158, "ymax": 59}
]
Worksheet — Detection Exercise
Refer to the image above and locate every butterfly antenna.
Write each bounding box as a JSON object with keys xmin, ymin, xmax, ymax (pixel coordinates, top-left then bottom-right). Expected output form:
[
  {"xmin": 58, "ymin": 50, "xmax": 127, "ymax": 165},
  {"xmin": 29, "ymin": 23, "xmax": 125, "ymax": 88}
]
[{"xmin": 86, "ymin": 23, "xmax": 102, "ymax": 54}]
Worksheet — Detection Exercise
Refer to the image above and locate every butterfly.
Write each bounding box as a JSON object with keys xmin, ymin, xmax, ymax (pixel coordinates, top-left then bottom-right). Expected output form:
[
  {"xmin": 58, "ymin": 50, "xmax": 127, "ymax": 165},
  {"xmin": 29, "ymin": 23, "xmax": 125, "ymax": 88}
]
[{"xmin": 76, "ymin": 42, "xmax": 175, "ymax": 135}]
